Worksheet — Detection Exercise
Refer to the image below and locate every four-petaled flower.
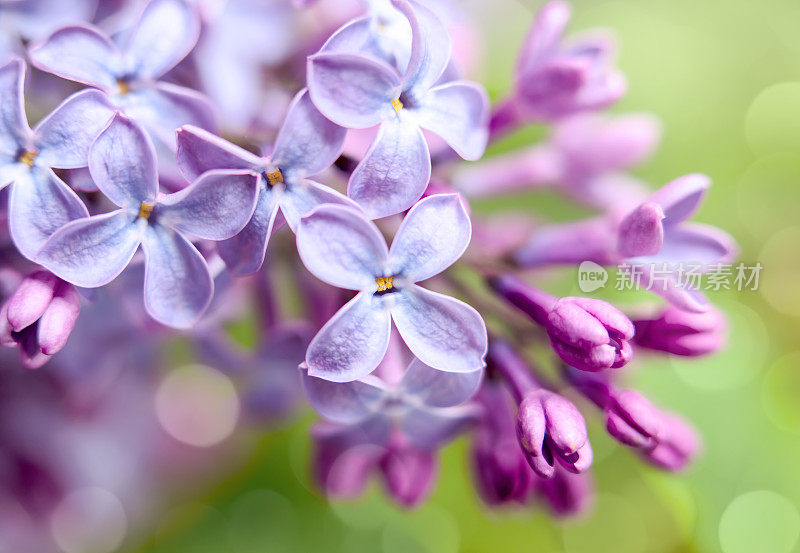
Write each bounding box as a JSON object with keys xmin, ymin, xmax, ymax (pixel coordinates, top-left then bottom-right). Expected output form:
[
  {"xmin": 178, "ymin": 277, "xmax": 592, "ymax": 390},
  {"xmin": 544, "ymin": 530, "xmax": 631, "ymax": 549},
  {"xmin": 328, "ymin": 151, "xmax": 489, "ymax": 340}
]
[
  {"xmin": 307, "ymin": 0, "xmax": 488, "ymax": 218},
  {"xmin": 296, "ymin": 193, "xmax": 488, "ymax": 381},
  {"xmin": 0, "ymin": 57, "xmax": 115, "ymax": 259},
  {"xmin": 176, "ymin": 89, "xmax": 357, "ymax": 275},
  {"xmin": 37, "ymin": 114, "xmax": 259, "ymax": 328}
]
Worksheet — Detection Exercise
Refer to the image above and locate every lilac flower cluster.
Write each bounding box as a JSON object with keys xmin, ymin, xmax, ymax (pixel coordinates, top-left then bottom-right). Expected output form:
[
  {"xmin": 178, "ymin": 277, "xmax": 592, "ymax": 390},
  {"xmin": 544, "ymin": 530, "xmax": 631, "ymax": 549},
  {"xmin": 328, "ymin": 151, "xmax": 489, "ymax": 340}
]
[{"xmin": 0, "ymin": 0, "xmax": 736, "ymax": 535}]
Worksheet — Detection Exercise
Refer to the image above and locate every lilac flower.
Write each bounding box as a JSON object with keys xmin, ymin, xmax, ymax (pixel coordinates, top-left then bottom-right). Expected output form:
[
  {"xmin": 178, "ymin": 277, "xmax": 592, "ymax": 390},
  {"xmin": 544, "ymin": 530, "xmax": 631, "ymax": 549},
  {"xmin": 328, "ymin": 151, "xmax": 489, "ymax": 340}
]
[
  {"xmin": 0, "ymin": 0, "xmax": 96, "ymax": 60},
  {"xmin": 616, "ymin": 174, "xmax": 738, "ymax": 312},
  {"xmin": 304, "ymin": 355, "xmax": 481, "ymax": 506},
  {"xmin": 296, "ymin": 194, "xmax": 487, "ymax": 381},
  {"xmin": 29, "ymin": 0, "xmax": 216, "ymax": 149},
  {"xmin": 643, "ymin": 412, "xmax": 700, "ymax": 472},
  {"xmin": 491, "ymin": 274, "xmax": 634, "ymax": 371},
  {"xmin": 491, "ymin": 1, "xmax": 625, "ymax": 138},
  {"xmin": 0, "ymin": 270, "xmax": 80, "ymax": 369},
  {"xmin": 307, "ymin": 0, "xmax": 489, "ymax": 218},
  {"xmin": 176, "ymin": 88, "xmax": 356, "ymax": 275},
  {"xmin": 36, "ymin": 114, "xmax": 259, "ymax": 328},
  {"xmin": 633, "ymin": 305, "xmax": 727, "ymax": 356},
  {"xmin": 0, "ymin": 57, "xmax": 115, "ymax": 259}
]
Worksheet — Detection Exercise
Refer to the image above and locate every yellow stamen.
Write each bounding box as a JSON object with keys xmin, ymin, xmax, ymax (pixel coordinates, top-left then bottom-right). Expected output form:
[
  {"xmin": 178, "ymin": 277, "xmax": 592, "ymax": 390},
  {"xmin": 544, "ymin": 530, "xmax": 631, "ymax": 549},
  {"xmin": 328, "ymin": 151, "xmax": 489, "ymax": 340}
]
[
  {"xmin": 137, "ymin": 201, "xmax": 154, "ymax": 220},
  {"xmin": 375, "ymin": 276, "xmax": 395, "ymax": 292},
  {"xmin": 18, "ymin": 150, "xmax": 37, "ymax": 167},
  {"xmin": 390, "ymin": 98, "xmax": 403, "ymax": 112},
  {"xmin": 117, "ymin": 79, "xmax": 131, "ymax": 95},
  {"xmin": 265, "ymin": 168, "xmax": 284, "ymax": 187}
]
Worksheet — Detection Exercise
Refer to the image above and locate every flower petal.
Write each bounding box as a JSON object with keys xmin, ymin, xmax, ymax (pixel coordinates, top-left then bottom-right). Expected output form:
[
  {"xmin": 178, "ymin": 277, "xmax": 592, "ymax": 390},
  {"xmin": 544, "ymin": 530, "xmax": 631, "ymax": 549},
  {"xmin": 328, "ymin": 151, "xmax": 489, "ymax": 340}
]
[
  {"xmin": 399, "ymin": 357, "xmax": 482, "ymax": 408},
  {"xmin": 176, "ymin": 125, "xmax": 261, "ymax": 181},
  {"xmin": 0, "ymin": 57, "xmax": 29, "ymax": 156},
  {"xmin": 157, "ymin": 169, "xmax": 259, "ymax": 240},
  {"xmin": 120, "ymin": 82, "xmax": 217, "ymax": 149},
  {"xmin": 89, "ymin": 113, "xmax": 158, "ymax": 209},
  {"xmin": 123, "ymin": 0, "xmax": 200, "ymax": 80},
  {"xmin": 36, "ymin": 210, "xmax": 143, "ymax": 287},
  {"xmin": 516, "ymin": 1, "xmax": 570, "ymax": 78},
  {"xmin": 348, "ymin": 117, "xmax": 430, "ymax": 219},
  {"xmin": 301, "ymin": 370, "xmax": 389, "ymax": 424},
  {"xmin": 652, "ymin": 223, "xmax": 738, "ymax": 267},
  {"xmin": 217, "ymin": 183, "xmax": 280, "ymax": 276},
  {"xmin": 388, "ymin": 193, "xmax": 470, "ymax": 282},
  {"xmin": 296, "ymin": 204, "xmax": 387, "ymax": 290},
  {"xmin": 33, "ymin": 89, "xmax": 116, "ymax": 169},
  {"xmin": 11, "ymin": 0, "xmax": 97, "ymax": 40},
  {"xmin": 392, "ymin": 0, "xmax": 451, "ymax": 93},
  {"xmin": 305, "ymin": 291, "xmax": 392, "ymax": 382},
  {"xmin": 28, "ymin": 25, "xmax": 121, "ymax": 89},
  {"xmin": 8, "ymin": 167, "xmax": 89, "ymax": 260},
  {"xmin": 307, "ymin": 52, "xmax": 400, "ymax": 129},
  {"xmin": 413, "ymin": 81, "xmax": 488, "ymax": 161},
  {"xmin": 280, "ymin": 178, "xmax": 360, "ymax": 232},
  {"xmin": 649, "ymin": 173, "xmax": 710, "ymax": 225},
  {"xmin": 141, "ymin": 223, "xmax": 213, "ymax": 328},
  {"xmin": 401, "ymin": 405, "xmax": 480, "ymax": 450},
  {"xmin": 271, "ymin": 88, "xmax": 346, "ymax": 177},
  {"xmin": 391, "ymin": 285, "xmax": 487, "ymax": 373}
]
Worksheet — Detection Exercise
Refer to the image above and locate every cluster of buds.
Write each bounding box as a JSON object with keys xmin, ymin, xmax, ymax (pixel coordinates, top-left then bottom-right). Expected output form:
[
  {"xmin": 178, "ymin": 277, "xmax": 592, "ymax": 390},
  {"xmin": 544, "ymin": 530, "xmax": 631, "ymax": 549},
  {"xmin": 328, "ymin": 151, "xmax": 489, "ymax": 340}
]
[{"xmin": 0, "ymin": 0, "xmax": 736, "ymax": 542}]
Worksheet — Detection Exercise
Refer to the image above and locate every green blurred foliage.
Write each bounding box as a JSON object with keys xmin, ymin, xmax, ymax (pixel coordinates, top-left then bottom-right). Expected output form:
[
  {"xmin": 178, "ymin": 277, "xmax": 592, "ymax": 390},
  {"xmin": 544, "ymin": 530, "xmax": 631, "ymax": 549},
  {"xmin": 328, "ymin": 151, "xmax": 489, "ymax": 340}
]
[{"xmin": 129, "ymin": 0, "xmax": 800, "ymax": 551}]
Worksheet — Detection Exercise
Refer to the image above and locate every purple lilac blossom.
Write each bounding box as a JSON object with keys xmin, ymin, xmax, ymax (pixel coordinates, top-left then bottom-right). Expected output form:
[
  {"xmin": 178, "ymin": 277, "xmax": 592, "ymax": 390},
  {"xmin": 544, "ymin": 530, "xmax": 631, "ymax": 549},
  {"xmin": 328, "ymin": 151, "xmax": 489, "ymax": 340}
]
[
  {"xmin": 36, "ymin": 113, "xmax": 258, "ymax": 328},
  {"xmin": 0, "ymin": 57, "xmax": 115, "ymax": 259},
  {"xmin": 28, "ymin": 0, "xmax": 216, "ymax": 150},
  {"xmin": 307, "ymin": 0, "xmax": 488, "ymax": 217},
  {"xmin": 176, "ymin": 88, "xmax": 357, "ymax": 275},
  {"xmin": 296, "ymin": 194, "xmax": 488, "ymax": 381}
]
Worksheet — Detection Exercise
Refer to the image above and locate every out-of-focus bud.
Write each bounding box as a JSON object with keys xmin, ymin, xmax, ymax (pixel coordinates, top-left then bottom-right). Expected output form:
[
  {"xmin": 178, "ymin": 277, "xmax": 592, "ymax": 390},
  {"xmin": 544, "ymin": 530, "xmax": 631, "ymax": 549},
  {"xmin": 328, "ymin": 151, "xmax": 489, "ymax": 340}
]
[
  {"xmin": 0, "ymin": 271, "xmax": 80, "ymax": 369},
  {"xmin": 617, "ymin": 202, "xmax": 664, "ymax": 258},
  {"xmin": 536, "ymin": 464, "xmax": 593, "ymax": 517},
  {"xmin": 312, "ymin": 423, "xmax": 380, "ymax": 499},
  {"xmin": 379, "ymin": 434, "xmax": 438, "ymax": 509},
  {"xmin": 547, "ymin": 297, "xmax": 634, "ymax": 372},
  {"xmin": 516, "ymin": 389, "xmax": 592, "ymax": 478},
  {"xmin": 633, "ymin": 306, "xmax": 727, "ymax": 356},
  {"xmin": 605, "ymin": 389, "xmax": 663, "ymax": 449},
  {"xmin": 641, "ymin": 413, "xmax": 700, "ymax": 472}
]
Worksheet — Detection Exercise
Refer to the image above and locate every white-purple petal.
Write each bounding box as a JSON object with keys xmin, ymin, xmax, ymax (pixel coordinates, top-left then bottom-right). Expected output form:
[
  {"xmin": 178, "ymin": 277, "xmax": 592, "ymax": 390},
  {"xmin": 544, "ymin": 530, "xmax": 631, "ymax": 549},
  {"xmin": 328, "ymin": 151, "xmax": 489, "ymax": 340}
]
[
  {"xmin": 301, "ymin": 370, "xmax": 389, "ymax": 424},
  {"xmin": 348, "ymin": 117, "xmax": 430, "ymax": 219},
  {"xmin": 36, "ymin": 210, "xmax": 144, "ymax": 287},
  {"xmin": 391, "ymin": 285, "xmax": 487, "ymax": 373},
  {"xmin": 0, "ymin": 57, "xmax": 29, "ymax": 156},
  {"xmin": 388, "ymin": 193, "xmax": 470, "ymax": 283},
  {"xmin": 217, "ymin": 184, "xmax": 279, "ymax": 276},
  {"xmin": 296, "ymin": 204, "xmax": 388, "ymax": 290},
  {"xmin": 399, "ymin": 357, "xmax": 482, "ymax": 408},
  {"xmin": 307, "ymin": 52, "xmax": 401, "ymax": 129},
  {"xmin": 271, "ymin": 88, "xmax": 346, "ymax": 177},
  {"xmin": 305, "ymin": 291, "xmax": 392, "ymax": 382},
  {"xmin": 89, "ymin": 113, "xmax": 158, "ymax": 209},
  {"xmin": 141, "ymin": 223, "xmax": 213, "ymax": 328},
  {"xmin": 123, "ymin": 0, "xmax": 200, "ymax": 80},
  {"xmin": 648, "ymin": 173, "xmax": 710, "ymax": 225},
  {"xmin": 279, "ymin": 178, "xmax": 360, "ymax": 232},
  {"xmin": 8, "ymin": 167, "xmax": 89, "ymax": 260},
  {"xmin": 392, "ymin": 0, "xmax": 451, "ymax": 94},
  {"xmin": 28, "ymin": 25, "xmax": 121, "ymax": 89},
  {"xmin": 401, "ymin": 405, "xmax": 480, "ymax": 450},
  {"xmin": 157, "ymin": 169, "xmax": 259, "ymax": 240},
  {"xmin": 33, "ymin": 89, "xmax": 115, "ymax": 169},
  {"xmin": 176, "ymin": 125, "xmax": 262, "ymax": 181},
  {"xmin": 413, "ymin": 81, "xmax": 488, "ymax": 161}
]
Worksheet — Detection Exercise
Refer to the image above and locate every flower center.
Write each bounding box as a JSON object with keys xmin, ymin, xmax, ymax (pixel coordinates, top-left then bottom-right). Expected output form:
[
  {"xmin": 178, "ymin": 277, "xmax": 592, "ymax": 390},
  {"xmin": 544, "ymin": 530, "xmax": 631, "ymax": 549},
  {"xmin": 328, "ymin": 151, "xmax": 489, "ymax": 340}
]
[
  {"xmin": 375, "ymin": 276, "xmax": 395, "ymax": 294},
  {"xmin": 17, "ymin": 150, "xmax": 37, "ymax": 167},
  {"xmin": 116, "ymin": 79, "xmax": 131, "ymax": 95},
  {"xmin": 390, "ymin": 98, "xmax": 403, "ymax": 112},
  {"xmin": 265, "ymin": 168, "xmax": 284, "ymax": 187},
  {"xmin": 137, "ymin": 201, "xmax": 154, "ymax": 219}
]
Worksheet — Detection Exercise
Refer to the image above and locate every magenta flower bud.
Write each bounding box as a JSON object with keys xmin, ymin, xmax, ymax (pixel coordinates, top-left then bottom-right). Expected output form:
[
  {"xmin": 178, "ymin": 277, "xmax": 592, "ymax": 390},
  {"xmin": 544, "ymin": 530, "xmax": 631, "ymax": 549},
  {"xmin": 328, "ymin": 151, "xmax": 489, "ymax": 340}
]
[
  {"xmin": 0, "ymin": 271, "xmax": 81, "ymax": 369},
  {"xmin": 633, "ymin": 306, "xmax": 727, "ymax": 357},
  {"xmin": 537, "ymin": 465, "xmax": 593, "ymax": 517},
  {"xmin": 379, "ymin": 439, "xmax": 438, "ymax": 509},
  {"xmin": 605, "ymin": 389, "xmax": 663, "ymax": 449},
  {"xmin": 547, "ymin": 297, "xmax": 634, "ymax": 372},
  {"xmin": 489, "ymin": 274, "xmax": 557, "ymax": 327},
  {"xmin": 516, "ymin": 390, "xmax": 591, "ymax": 478},
  {"xmin": 642, "ymin": 413, "xmax": 700, "ymax": 472},
  {"xmin": 617, "ymin": 202, "xmax": 664, "ymax": 258}
]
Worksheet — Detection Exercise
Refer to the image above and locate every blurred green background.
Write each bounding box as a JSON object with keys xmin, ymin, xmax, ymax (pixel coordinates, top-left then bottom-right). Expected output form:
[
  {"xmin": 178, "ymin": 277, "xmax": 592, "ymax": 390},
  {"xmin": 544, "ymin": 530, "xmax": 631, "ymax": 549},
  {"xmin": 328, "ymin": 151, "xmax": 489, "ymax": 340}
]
[{"xmin": 129, "ymin": 0, "xmax": 800, "ymax": 551}]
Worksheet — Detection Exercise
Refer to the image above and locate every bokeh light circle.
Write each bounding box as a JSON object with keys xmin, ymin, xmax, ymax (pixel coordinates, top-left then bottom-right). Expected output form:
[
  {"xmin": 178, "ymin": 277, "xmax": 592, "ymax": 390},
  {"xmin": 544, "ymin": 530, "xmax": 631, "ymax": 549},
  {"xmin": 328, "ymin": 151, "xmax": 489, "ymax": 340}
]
[
  {"xmin": 155, "ymin": 364, "xmax": 240, "ymax": 447},
  {"xmin": 745, "ymin": 82, "xmax": 800, "ymax": 157},
  {"xmin": 762, "ymin": 352, "xmax": 800, "ymax": 435},
  {"xmin": 50, "ymin": 487, "xmax": 127, "ymax": 553},
  {"xmin": 562, "ymin": 493, "xmax": 647, "ymax": 553},
  {"xmin": 718, "ymin": 490, "xmax": 799, "ymax": 553},
  {"xmin": 758, "ymin": 226, "xmax": 800, "ymax": 317}
]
